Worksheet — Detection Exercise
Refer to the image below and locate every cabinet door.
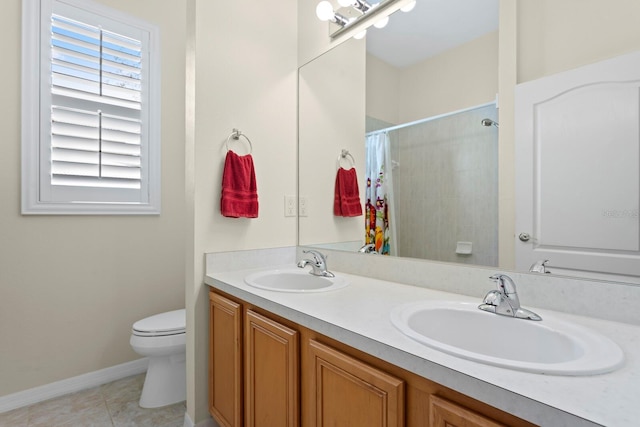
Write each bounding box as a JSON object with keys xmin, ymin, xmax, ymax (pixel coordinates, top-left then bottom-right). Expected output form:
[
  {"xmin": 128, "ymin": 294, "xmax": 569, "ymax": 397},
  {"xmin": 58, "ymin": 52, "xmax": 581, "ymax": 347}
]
[
  {"xmin": 245, "ymin": 310, "xmax": 299, "ymax": 427},
  {"xmin": 209, "ymin": 292, "xmax": 243, "ymax": 427},
  {"xmin": 430, "ymin": 395, "xmax": 506, "ymax": 427},
  {"xmin": 307, "ymin": 339, "xmax": 404, "ymax": 427}
]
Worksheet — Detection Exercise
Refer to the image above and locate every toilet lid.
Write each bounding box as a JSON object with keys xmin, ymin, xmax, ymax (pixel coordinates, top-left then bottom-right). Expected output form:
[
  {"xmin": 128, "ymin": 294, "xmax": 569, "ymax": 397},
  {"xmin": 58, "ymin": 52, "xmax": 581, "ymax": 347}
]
[{"xmin": 132, "ymin": 309, "xmax": 185, "ymax": 337}]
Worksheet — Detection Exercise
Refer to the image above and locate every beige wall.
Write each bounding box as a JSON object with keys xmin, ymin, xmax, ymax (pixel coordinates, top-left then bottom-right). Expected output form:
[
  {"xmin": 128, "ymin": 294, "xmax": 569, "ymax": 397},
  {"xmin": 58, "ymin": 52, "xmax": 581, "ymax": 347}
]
[
  {"xmin": 186, "ymin": 0, "xmax": 298, "ymax": 422},
  {"xmin": 517, "ymin": 0, "xmax": 640, "ymax": 84},
  {"xmin": 366, "ymin": 32, "xmax": 498, "ymax": 126},
  {"xmin": 399, "ymin": 31, "xmax": 498, "ymax": 123},
  {"xmin": 0, "ymin": 0, "xmax": 186, "ymax": 396},
  {"xmin": 366, "ymin": 54, "xmax": 401, "ymax": 125}
]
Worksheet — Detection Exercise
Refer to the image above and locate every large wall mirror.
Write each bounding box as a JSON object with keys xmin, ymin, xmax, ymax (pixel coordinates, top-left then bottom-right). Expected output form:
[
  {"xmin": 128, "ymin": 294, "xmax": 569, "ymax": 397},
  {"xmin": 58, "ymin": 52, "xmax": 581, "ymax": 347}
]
[
  {"xmin": 298, "ymin": 0, "xmax": 640, "ymax": 286},
  {"xmin": 299, "ymin": 0, "xmax": 500, "ymax": 260}
]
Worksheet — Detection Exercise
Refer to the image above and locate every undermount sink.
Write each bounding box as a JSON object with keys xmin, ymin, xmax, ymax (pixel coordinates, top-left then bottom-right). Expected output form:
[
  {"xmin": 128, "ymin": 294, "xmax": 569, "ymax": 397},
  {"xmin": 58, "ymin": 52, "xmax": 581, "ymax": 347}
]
[
  {"xmin": 390, "ymin": 300, "xmax": 624, "ymax": 375},
  {"xmin": 244, "ymin": 268, "xmax": 349, "ymax": 293}
]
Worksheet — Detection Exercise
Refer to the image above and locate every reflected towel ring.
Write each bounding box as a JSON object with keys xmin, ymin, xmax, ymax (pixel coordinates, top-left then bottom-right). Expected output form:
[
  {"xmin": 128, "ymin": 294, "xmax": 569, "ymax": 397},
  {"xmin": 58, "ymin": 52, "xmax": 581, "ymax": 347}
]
[
  {"xmin": 337, "ymin": 149, "xmax": 356, "ymax": 170},
  {"xmin": 225, "ymin": 128, "xmax": 253, "ymax": 154}
]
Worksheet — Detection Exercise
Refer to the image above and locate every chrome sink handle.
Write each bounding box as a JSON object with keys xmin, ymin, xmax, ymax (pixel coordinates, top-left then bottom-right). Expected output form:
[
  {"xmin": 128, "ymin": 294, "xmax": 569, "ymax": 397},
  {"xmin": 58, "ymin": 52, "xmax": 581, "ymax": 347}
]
[
  {"xmin": 303, "ymin": 249, "xmax": 326, "ymax": 266},
  {"xmin": 298, "ymin": 250, "xmax": 335, "ymax": 278},
  {"xmin": 358, "ymin": 243, "xmax": 378, "ymax": 254},
  {"xmin": 529, "ymin": 259, "xmax": 550, "ymax": 273},
  {"xmin": 479, "ymin": 274, "xmax": 542, "ymax": 321},
  {"xmin": 491, "ymin": 273, "xmax": 521, "ymax": 311}
]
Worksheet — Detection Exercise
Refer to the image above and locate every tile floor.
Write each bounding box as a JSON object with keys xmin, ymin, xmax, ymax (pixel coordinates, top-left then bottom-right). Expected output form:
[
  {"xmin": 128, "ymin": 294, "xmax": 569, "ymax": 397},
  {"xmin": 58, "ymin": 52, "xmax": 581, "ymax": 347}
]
[{"xmin": 0, "ymin": 374, "xmax": 185, "ymax": 427}]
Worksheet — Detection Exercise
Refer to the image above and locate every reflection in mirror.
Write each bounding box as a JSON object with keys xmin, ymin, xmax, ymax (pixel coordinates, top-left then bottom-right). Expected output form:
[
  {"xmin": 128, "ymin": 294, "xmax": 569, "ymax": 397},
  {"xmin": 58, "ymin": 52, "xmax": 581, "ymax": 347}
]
[
  {"xmin": 299, "ymin": 38, "xmax": 366, "ymax": 249},
  {"xmin": 299, "ymin": 0, "xmax": 640, "ymax": 286},
  {"xmin": 299, "ymin": 0, "xmax": 500, "ymax": 262},
  {"xmin": 365, "ymin": 104, "xmax": 499, "ymax": 265}
]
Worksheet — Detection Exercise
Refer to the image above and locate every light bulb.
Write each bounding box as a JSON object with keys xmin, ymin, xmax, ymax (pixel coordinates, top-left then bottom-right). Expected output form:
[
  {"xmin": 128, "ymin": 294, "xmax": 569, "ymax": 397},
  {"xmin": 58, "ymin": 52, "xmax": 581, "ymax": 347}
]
[
  {"xmin": 316, "ymin": 1, "xmax": 335, "ymax": 21},
  {"xmin": 337, "ymin": 0, "xmax": 354, "ymax": 7},
  {"xmin": 373, "ymin": 16, "xmax": 389, "ymax": 28},
  {"xmin": 353, "ymin": 29, "xmax": 367, "ymax": 40},
  {"xmin": 401, "ymin": 1, "xmax": 416, "ymax": 12}
]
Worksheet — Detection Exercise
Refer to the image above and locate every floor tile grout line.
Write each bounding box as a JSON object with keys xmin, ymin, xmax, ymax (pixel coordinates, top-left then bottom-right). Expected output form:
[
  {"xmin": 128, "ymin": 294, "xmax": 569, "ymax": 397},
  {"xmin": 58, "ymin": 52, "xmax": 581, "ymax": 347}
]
[{"xmin": 101, "ymin": 386, "xmax": 116, "ymax": 427}]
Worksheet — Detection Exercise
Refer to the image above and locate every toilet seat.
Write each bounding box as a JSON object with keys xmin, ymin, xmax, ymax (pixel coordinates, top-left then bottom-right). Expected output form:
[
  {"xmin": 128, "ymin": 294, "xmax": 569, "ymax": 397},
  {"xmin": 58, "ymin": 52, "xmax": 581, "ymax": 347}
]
[{"xmin": 132, "ymin": 309, "xmax": 185, "ymax": 337}]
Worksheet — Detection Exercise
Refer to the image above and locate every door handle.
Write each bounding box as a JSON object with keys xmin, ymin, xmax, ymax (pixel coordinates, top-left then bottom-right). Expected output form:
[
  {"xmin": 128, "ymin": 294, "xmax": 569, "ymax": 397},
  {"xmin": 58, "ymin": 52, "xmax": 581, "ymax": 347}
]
[{"xmin": 518, "ymin": 233, "xmax": 531, "ymax": 242}]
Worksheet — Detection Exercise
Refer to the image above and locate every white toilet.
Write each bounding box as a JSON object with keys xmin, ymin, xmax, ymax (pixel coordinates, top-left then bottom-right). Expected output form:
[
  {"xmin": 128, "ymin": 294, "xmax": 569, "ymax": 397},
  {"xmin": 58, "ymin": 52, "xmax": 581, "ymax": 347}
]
[{"xmin": 130, "ymin": 309, "xmax": 186, "ymax": 408}]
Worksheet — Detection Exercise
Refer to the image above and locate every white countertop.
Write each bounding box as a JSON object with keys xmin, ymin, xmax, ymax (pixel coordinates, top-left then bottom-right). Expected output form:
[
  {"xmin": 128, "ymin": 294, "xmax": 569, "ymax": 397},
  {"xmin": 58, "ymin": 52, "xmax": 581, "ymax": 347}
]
[{"xmin": 206, "ymin": 266, "xmax": 640, "ymax": 427}]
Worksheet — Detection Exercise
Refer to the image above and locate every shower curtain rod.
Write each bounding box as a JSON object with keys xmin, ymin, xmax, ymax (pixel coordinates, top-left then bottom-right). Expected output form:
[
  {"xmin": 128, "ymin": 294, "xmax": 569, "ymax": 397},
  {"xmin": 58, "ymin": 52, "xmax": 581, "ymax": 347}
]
[{"xmin": 366, "ymin": 101, "xmax": 497, "ymax": 137}]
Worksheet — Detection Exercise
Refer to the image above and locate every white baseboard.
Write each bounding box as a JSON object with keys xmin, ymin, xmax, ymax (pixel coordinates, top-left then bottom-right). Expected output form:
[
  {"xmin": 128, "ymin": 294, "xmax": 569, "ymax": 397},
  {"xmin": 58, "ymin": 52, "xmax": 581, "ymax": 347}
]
[
  {"xmin": 0, "ymin": 358, "xmax": 148, "ymax": 413},
  {"xmin": 183, "ymin": 412, "xmax": 217, "ymax": 427}
]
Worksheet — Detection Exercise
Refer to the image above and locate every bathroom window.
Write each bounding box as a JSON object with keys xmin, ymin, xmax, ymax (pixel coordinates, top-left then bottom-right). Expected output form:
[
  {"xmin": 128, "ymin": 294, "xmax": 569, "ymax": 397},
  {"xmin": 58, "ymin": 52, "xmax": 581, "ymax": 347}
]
[{"xmin": 21, "ymin": 0, "xmax": 161, "ymax": 214}]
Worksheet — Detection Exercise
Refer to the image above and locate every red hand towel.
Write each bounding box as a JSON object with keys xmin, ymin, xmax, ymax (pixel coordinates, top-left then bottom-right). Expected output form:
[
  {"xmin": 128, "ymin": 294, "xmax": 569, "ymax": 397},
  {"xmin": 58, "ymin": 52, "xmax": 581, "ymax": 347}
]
[
  {"xmin": 221, "ymin": 151, "xmax": 259, "ymax": 218},
  {"xmin": 334, "ymin": 167, "xmax": 363, "ymax": 217}
]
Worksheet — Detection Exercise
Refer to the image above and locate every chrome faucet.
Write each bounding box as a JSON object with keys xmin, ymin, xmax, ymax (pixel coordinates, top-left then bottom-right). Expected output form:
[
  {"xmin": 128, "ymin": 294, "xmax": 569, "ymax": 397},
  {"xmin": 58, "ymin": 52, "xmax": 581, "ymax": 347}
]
[
  {"xmin": 529, "ymin": 259, "xmax": 550, "ymax": 274},
  {"xmin": 297, "ymin": 250, "xmax": 335, "ymax": 277},
  {"xmin": 358, "ymin": 243, "xmax": 378, "ymax": 254},
  {"xmin": 478, "ymin": 274, "xmax": 542, "ymax": 321}
]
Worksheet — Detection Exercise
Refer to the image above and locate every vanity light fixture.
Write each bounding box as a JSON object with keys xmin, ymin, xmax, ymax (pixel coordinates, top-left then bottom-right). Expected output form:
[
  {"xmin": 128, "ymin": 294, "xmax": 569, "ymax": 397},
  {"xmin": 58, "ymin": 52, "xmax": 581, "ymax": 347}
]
[
  {"xmin": 373, "ymin": 15, "xmax": 389, "ymax": 28},
  {"xmin": 401, "ymin": 0, "xmax": 416, "ymax": 12},
  {"xmin": 316, "ymin": 0, "xmax": 415, "ymax": 39},
  {"xmin": 316, "ymin": 1, "xmax": 350, "ymax": 26},
  {"xmin": 337, "ymin": 0, "xmax": 372, "ymax": 13}
]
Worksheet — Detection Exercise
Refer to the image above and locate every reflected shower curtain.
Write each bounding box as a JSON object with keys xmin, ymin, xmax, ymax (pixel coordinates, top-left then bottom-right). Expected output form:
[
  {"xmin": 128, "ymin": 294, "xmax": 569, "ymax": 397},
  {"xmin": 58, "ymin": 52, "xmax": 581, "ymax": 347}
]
[{"xmin": 365, "ymin": 132, "xmax": 396, "ymax": 255}]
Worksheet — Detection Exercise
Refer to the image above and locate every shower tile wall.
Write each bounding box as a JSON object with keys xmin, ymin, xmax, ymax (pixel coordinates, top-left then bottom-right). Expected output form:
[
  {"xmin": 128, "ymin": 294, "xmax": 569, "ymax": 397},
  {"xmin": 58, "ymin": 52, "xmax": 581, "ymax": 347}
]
[{"xmin": 392, "ymin": 105, "xmax": 498, "ymax": 265}]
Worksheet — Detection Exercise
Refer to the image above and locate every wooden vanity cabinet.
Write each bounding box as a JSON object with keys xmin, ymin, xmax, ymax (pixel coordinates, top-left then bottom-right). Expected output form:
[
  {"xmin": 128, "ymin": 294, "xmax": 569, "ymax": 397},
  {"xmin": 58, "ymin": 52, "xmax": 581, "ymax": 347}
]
[
  {"xmin": 301, "ymin": 334, "xmax": 532, "ymax": 427},
  {"xmin": 209, "ymin": 291, "xmax": 299, "ymax": 427},
  {"xmin": 209, "ymin": 290, "xmax": 536, "ymax": 427}
]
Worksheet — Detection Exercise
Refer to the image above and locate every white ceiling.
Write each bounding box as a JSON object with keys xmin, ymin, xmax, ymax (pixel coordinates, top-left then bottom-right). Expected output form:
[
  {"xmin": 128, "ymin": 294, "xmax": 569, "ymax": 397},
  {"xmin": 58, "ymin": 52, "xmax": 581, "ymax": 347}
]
[{"xmin": 366, "ymin": 0, "xmax": 499, "ymax": 68}]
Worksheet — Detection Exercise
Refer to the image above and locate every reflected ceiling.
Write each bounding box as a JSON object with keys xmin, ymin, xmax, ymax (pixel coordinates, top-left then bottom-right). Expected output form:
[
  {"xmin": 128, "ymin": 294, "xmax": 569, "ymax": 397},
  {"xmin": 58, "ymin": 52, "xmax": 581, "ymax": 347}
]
[{"xmin": 367, "ymin": 0, "xmax": 499, "ymax": 67}]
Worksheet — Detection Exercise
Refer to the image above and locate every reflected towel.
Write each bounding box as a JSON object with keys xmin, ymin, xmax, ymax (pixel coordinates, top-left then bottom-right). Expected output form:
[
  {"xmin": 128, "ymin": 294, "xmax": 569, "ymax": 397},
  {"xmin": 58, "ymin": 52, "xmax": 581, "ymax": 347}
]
[
  {"xmin": 334, "ymin": 167, "xmax": 363, "ymax": 217},
  {"xmin": 221, "ymin": 151, "xmax": 259, "ymax": 218}
]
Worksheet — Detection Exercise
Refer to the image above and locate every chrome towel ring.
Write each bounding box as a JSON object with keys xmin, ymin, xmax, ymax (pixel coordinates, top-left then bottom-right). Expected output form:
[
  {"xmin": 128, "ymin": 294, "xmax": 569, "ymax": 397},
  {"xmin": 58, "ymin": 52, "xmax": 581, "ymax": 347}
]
[
  {"xmin": 336, "ymin": 149, "xmax": 355, "ymax": 170},
  {"xmin": 225, "ymin": 128, "xmax": 253, "ymax": 154}
]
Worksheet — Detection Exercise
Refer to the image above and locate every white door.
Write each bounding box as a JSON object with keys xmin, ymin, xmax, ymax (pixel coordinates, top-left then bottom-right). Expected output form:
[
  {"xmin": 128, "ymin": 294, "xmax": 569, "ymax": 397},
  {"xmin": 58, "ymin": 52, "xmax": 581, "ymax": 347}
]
[{"xmin": 515, "ymin": 51, "xmax": 640, "ymax": 279}]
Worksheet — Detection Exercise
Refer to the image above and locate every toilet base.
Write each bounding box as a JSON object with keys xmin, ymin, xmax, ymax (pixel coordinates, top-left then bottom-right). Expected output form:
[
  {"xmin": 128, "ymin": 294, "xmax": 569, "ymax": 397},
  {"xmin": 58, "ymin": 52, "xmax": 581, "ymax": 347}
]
[{"xmin": 139, "ymin": 353, "xmax": 186, "ymax": 408}]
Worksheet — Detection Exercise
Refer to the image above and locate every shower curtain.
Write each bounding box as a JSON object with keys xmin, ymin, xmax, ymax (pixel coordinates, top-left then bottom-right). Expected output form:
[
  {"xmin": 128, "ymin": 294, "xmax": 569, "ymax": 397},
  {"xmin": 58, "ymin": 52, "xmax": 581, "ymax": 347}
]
[{"xmin": 365, "ymin": 132, "xmax": 397, "ymax": 255}]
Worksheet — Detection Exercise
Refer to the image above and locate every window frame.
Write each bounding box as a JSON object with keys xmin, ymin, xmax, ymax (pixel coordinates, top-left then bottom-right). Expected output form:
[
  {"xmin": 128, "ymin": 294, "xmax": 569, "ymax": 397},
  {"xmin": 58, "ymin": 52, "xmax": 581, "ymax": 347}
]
[{"xmin": 22, "ymin": 0, "xmax": 161, "ymax": 215}]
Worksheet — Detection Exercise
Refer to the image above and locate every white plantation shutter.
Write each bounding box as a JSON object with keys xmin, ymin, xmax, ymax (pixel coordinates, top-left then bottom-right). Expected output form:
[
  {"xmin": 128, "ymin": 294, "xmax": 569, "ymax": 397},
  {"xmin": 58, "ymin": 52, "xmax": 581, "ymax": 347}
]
[
  {"xmin": 50, "ymin": 107, "xmax": 142, "ymax": 189},
  {"xmin": 22, "ymin": 0, "xmax": 160, "ymax": 214}
]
